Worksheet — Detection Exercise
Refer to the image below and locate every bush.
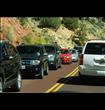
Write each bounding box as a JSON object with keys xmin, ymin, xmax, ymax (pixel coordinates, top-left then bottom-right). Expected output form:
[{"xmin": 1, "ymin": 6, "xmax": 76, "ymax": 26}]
[
  {"xmin": 22, "ymin": 33, "xmax": 34, "ymax": 44},
  {"xmin": 39, "ymin": 17, "xmax": 61, "ymax": 29},
  {"xmin": 63, "ymin": 17, "xmax": 79, "ymax": 30},
  {"xmin": 35, "ymin": 37, "xmax": 47, "ymax": 44},
  {"xmin": 18, "ymin": 17, "xmax": 29, "ymax": 27},
  {"xmin": 3, "ymin": 26, "xmax": 15, "ymax": 42}
]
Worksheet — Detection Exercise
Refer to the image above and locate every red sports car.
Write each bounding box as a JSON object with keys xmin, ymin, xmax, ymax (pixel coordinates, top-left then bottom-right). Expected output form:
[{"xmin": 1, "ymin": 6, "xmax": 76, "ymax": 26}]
[{"xmin": 60, "ymin": 48, "xmax": 72, "ymax": 64}]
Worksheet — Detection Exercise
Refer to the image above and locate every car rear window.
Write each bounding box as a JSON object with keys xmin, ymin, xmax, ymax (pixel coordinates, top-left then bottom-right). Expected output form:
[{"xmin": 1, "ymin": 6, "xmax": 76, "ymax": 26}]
[
  {"xmin": 84, "ymin": 43, "xmax": 105, "ymax": 55},
  {"xmin": 60, "ymin": 49, "xmax": 69, "ymax": 54},
  {"xmin": 71, "ymin": 50, "xmax": 76, "ymax": 54}
]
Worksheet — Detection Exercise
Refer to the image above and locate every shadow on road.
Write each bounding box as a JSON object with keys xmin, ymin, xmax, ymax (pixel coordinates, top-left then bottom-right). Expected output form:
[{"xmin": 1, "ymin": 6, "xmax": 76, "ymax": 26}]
[{"xmin": 57, "ymin": 76, "xmax": 105, "ymax": 86}]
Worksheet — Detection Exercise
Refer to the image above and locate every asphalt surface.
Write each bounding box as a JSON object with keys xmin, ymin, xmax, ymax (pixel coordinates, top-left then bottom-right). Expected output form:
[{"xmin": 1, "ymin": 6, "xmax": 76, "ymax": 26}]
[
  {"xmin": 18, "ymin": 62, "xmax": 78, "ymax": 93},
  {"xmin": 6, "ymin": 62, "xmax": 105, "ymax": 93},
  {"xmin": 53, "ymin": 73, "xmax": 105, "ymax": 93}
]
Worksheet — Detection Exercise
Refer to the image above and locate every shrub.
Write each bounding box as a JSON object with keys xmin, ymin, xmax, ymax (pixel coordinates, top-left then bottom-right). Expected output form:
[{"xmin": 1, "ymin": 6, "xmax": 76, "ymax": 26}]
[
  {"xmin": 63, "ymin": 17, "xmax": 79, "ymax": 30},
  {"xmin": 35, "ymin": 37, "xmax": 47, "ymax": 44},
  {"xmin": 39, "ymin": 17, "xmax": 61, "ymax": 29},
  {"xmin": 22, "ymin": 33, "xmax": 34, "ymax": 44},
  {"xmin": 18, "ymin": 17, "xmax": 29, "ymax": 27},
  {"xmin": 3, "ymin": 26, "xmax": 15, "ymax": 42}
]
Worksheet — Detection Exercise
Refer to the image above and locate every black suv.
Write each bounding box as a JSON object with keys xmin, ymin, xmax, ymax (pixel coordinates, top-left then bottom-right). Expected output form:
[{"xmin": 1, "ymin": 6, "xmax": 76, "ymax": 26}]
[
  {"xmin": 44, "ymin": 44, "xmax": 62, "ymax": 70},
  {"xmin": 16, "ymin": 45, "xmax": 49, "ymax": 79},
  {"xmin": 0, "ymin": 41, "xmax": 22, "ymax": 92}
]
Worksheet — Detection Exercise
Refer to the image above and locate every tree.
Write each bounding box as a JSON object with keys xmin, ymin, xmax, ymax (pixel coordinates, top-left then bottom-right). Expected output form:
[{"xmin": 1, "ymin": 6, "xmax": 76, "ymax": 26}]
[
  {"xmin": 39, "ymin": 17, "xmax": 61, "ymax": 29},
  {"xmin": 62, "ymin": 17, "xmax": 79, "ymax": 30}
]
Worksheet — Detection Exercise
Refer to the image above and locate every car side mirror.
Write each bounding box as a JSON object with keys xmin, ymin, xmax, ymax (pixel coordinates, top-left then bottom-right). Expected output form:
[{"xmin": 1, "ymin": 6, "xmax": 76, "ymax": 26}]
[
  {"xmin": 5, "ymin": 56, "xmax": 14, "ymax": 60},
  {"xmin": 57, "ymin": 51, "xmax": 60, "ymax": 54}
]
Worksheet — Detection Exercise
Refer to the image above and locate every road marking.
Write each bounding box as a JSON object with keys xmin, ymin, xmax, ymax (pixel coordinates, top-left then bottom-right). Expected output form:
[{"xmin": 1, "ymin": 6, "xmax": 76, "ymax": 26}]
[
  {"xmin": 45, "ymin": 66, "xmax": 79, "ymax": 93},
  {"xmin": 52, "ymin": 69, "xmax": 78, "ymax": 92},
  {"xmin": 45, "ymin": 83, "xmax": 60, "ymax": 93},
  {"xmin": 65, "ymin": 66, "xmax": 79, "ymax": 78}
]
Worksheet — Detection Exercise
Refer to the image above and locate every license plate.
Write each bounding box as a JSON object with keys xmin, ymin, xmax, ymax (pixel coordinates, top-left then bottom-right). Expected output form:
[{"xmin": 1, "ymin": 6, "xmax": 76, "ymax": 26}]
[{"xmin": 21, "ymin": 65, "xmax": 26, "ymax": 69}]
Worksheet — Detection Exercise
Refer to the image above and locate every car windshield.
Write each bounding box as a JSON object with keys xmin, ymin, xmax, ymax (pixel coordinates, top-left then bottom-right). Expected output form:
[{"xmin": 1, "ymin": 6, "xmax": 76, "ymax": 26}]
[
  {"xmin": 84, "ymin": 43, "xmax": 105, "ymax": 55},
  {"xmin": 60, "ymin": 49, "xmax": 69, "ymax": 54},
  {"xmin": 17, "ymin": 46, "xmax": 41, "ymax": 55},
  {"xmin": 44, "ymin": 46, "xmax": 56, "ymax": 54}
]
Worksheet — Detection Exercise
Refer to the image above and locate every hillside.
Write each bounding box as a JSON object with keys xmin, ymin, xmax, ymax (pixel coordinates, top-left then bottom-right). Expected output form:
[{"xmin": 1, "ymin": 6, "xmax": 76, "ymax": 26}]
[{"xmin": 1, "ymin": 17, "xmax": 105, "ymax": 48}]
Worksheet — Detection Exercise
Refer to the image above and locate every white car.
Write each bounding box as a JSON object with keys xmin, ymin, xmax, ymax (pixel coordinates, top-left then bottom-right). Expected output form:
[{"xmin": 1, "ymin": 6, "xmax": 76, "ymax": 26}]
[{"xmin": 79, "ymin": 40, "xmax": 105, "ymax": 77}]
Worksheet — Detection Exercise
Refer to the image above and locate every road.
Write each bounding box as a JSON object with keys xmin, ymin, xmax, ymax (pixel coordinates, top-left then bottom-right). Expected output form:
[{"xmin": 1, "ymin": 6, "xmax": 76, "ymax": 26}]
[
  {"xmin": 11, "ymin": 62, "xmax": 105, "ymax": 93},
  {"xmin": 18, "ymin": 62, "xmax": 78, "ymax": 93}
]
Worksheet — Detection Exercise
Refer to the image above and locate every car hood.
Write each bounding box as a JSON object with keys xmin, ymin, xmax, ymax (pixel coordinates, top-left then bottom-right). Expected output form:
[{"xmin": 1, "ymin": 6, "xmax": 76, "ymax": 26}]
[{"xmin": 19, "ymin": 54, "xmax": 40, "ymax": 60}]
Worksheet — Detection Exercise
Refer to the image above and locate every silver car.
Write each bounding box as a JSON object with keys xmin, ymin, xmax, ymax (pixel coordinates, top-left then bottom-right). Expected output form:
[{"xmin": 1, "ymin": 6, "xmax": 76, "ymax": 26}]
[
  {"xmin": 71, "ymin": 49, "xmax": 79, "ymax": 62},
  {"xmin": 79, "ymin": 40, "xmax": 105, "ymax": 77}
]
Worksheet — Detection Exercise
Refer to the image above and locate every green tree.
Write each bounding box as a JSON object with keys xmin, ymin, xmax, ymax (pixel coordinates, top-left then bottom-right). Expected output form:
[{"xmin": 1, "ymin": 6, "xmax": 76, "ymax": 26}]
[
  {"xmin": 63, "ymin": 17, "xmax": 79, "ymax": 30},
  {"xmin": 39, "ymin": 17, "xmax": 61, "ymax": 29}
]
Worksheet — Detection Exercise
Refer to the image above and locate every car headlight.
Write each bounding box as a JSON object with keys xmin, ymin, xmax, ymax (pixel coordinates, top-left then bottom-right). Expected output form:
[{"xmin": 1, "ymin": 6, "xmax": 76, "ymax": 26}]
[
  {"xmin": 30, "ymin": 60, "xmax": 40, "ymax": 65},
  {"xmin": 48, "ymin": 55, "xmax": 55, "ymax": 61}
]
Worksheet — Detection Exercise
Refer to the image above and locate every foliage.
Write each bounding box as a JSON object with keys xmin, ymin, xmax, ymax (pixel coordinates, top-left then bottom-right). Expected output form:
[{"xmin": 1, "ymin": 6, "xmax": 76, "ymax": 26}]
[
  {"xmin": 18, "ymin": 17, "xmax": 29, "ymax": 27},
  {"xmin": 22, "ymin": 33, "xmax": 34, "ymax": 44},
  {"xmin": 39, "ymin": 17, "xmax": 61, "ymax": 29},
  {"xmin": 62, "ymin": 17, "xmax": 79, "ymax": 30},
  {"xmin": 3, "ymin": 26, "xmax": 15, "ymax": 42}
]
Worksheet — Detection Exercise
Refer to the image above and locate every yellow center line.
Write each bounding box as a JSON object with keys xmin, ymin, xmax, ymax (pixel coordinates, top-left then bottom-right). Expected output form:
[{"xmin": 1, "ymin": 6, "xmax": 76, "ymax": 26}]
[
  {"xmin": 52, "ymin": 69, "xmax": 78, "ymax": 93},
  {"xmin": 65, "ymin": 66, "xmax": 79, "ymax": 78},
  {"xmin": 45, "ymin": 83, "xmax": 60, "ymax": 93},
  {"xmin": 45, "ymin": 66, "xmax": 79, "ymax": 93}
]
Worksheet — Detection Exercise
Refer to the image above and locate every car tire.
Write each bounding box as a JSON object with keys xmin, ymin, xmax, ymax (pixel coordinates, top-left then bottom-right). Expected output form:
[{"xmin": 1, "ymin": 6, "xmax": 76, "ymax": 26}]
[
  {"xmin": 44, "ymin": 64, "xmax": 49, "ymax": 75},
  {"xmin": 39, "ymin": 66, "xmax": 44, "ymax": 79},
  {"xmin": 11, "ymin": 71, "xmax": 22, "ymax": 92},
  {"xmin": 58, "ymin": 60, "xmax": 62, "ymax": 68},
  {"xmin": 0, "ymin": 77, "xmax": 3, "ymax": 93},
  {"xmin": 53, "ymin": 63, "xmax": 58, "ymax": 70}
]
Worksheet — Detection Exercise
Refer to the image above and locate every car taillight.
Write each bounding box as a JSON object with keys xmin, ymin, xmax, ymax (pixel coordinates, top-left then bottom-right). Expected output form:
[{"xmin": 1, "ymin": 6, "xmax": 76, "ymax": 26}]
[{"xmin": 79, "ymin": 54, "xmax": 83, "ymax": 65}]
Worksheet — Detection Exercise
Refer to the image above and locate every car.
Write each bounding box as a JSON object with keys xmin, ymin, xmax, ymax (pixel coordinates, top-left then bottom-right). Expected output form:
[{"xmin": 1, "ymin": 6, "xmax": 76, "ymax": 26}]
[
  {"xmin": 16, "ymin": 45, "xmax": 49, "ymax": 79},
  {"xmin": 70, "ymin": 49, "xmax": 79, "ymax": 62},
  {"xmin": 60, "ymin": 48, "xmax": 72, "ymax": 64},
  {"xmin": 44, "ymin": 44, "xmax": 62, "ymax": 70},
  {"xmin": 0, "ymin": 40, "xmax": 22, "ymax": 92},
  {"xmin": 79, "ymin": 40, "xmax": 105, "ymax": 77},
  {"xmin": 74, "ymin": 46, "xmax": 83, "ymax": 55}
]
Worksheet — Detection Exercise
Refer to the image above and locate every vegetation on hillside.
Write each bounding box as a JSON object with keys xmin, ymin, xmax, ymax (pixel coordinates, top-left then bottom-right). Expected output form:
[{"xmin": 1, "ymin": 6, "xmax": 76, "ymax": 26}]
[{"xmin": 1, "ymin": 17, "xmax": 105, "ymax": 47}]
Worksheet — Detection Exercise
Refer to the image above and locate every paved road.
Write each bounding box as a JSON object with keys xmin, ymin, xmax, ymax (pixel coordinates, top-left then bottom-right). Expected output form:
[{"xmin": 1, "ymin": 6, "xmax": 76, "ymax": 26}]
[
  {"xmin": 19, "ymin": 62, "xmax": 78, "ymax": 93},
  {"xmin": 7, "ymin": 62, "xmax": 105, "ymax": 93},
  {"xmin": 50, "ymin": 70, "xmax": 105, "ymax": 93}
]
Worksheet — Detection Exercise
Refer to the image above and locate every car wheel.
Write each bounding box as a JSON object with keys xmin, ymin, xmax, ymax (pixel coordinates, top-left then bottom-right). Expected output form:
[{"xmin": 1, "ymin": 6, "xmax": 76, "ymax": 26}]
[
  {"xmin": 11, "ymin": 71, "xmax": 22, "ymax": 91},
  {"xmin": 0, "ymin": 78, "xmax": 3, "ymax": 93},
  {"xmin": 44, "ymin": 64, "xmax": 49, "ymax": 75},
  {"xmin": 58, "ymin": 60, "xmax": 62, "ymax": 68},
  {"xmin": 39, "ymin": 66, "xmax": 44, "ymax": 79}
]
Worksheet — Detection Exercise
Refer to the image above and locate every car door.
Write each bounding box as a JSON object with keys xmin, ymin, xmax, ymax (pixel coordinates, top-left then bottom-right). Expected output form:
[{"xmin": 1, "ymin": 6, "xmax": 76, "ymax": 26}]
[
  {"xmin": 5, "ymin": 43, "xmax": 19, "ymax": 82},
  {"xmin": 83, "ymin": 42, "xmax": 105, "ymax": 71},
  {"xmin": 1, "ymin": 43, "xmax": 12, "ymax": 83}
]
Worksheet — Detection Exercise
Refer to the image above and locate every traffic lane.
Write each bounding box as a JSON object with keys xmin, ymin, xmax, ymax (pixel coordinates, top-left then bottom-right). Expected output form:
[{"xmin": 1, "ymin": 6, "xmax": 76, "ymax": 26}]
[
  {"xmin": 18, "ymin": 62, "xmax": 78, "ymax": 93},
  {"xmin": 53, "ymin": 73, "xmax": 105, "ymax": 93}
]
